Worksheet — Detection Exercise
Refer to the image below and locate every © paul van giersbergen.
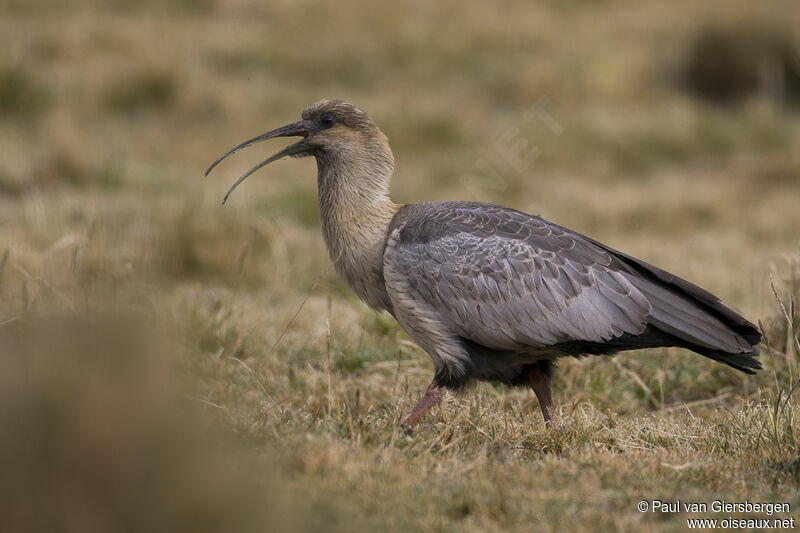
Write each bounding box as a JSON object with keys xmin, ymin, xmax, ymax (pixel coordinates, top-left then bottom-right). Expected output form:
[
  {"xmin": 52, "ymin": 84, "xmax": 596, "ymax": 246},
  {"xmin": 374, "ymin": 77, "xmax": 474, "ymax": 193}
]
[{"xmin": 206, "ymin": 99, "xmax": 760, "ymax": 429}]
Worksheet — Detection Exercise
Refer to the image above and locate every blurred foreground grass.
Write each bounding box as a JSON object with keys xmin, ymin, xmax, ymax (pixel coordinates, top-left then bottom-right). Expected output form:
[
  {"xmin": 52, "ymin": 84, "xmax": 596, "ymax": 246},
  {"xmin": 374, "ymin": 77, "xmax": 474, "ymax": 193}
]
[{"xmin": 2, "ymin": 0, "xmax": 800, "ymax": 531}]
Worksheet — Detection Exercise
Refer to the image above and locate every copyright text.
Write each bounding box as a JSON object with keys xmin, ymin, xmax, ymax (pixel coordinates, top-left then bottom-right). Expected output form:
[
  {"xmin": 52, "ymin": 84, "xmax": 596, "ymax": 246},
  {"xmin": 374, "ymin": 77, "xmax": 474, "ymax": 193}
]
[{"xmin": 637, "ymin": 499, "xmax": 794, "ymax": 529}]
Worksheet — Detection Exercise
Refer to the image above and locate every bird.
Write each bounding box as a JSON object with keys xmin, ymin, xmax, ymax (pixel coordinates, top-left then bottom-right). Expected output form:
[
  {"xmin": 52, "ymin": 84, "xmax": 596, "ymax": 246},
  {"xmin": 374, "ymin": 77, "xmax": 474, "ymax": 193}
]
[{"xmin": 206, "ymin": 98, "xmax": 761, "ymax": 428}]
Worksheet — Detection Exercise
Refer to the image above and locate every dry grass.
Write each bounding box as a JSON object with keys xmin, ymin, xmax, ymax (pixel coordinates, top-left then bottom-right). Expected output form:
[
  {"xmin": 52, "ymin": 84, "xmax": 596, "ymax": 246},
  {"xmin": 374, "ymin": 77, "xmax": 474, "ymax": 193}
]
[{"xmin": 2, "ymin": 0, "xmax": 800, "ymax": 531}]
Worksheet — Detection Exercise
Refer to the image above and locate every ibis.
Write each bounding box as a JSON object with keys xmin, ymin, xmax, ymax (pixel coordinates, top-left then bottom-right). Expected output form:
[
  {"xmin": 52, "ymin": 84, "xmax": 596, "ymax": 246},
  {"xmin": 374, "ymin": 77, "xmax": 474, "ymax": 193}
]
[{"xmin": 206, "ymin": 99, "xmax": 761, "ymax": 428}]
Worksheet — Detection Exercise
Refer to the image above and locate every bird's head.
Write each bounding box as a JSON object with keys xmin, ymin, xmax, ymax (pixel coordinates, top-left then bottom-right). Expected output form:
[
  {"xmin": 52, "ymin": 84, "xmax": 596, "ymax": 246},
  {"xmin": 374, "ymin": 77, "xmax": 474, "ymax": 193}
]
[{"xmin": 206, "ymin": 99, "xmax": 393, "ymax": 204}]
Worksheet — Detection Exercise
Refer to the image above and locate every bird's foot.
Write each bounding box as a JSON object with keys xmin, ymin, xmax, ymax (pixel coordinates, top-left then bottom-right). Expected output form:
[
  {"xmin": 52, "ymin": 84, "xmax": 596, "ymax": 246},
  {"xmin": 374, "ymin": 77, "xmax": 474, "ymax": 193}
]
[
  {"xmin": 541, "ymin": 404, "xmax": 561, "ymax": 428},
  {"xmin": 400, "ymin": 379, "xmax": 447, "ymax": 431}
]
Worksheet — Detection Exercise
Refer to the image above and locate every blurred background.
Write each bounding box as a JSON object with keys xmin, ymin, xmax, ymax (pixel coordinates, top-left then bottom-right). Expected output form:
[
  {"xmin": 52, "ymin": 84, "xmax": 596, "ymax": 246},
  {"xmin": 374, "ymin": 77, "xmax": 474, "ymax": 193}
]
[{"xmin": 1, "ymin": 0, "xmax": 799, "ymax": 531}]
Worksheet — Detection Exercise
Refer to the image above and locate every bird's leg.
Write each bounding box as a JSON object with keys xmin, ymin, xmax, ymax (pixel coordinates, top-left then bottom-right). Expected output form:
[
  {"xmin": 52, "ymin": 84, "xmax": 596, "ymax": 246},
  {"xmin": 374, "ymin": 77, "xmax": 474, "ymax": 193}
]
[
  {"xmin": 528, "ymin": 366, "xmax": 558, "ymax": 425},
  {"xmin": 401, "ymin": 379, "xmax": 447, "ymax": 430}
]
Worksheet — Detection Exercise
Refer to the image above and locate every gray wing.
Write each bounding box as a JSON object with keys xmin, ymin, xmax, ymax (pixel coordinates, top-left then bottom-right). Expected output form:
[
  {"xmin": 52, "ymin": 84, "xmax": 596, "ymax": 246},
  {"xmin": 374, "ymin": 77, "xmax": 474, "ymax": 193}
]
[
  {"xmin": 383, "ymin": 201, "xmax": 760, "ymax": 374},
  {"xmin": 383, "ymin": 202, "xmax": 653, "ymax": 351}
]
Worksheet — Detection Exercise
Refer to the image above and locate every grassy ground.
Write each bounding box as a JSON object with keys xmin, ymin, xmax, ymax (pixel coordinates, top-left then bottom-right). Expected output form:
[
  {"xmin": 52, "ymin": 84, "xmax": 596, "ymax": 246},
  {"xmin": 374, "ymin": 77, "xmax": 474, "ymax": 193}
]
[{"xmin": 2, "ymin": 0, "xmax": 800, "ymax": 531}]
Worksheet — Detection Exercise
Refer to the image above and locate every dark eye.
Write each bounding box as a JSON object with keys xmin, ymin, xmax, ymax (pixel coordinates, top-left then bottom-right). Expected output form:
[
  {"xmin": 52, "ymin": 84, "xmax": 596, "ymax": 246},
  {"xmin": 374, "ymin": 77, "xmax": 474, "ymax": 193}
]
[{"xmin": 319, "ymin": 114, "xmax": 337, "ymax": 129}]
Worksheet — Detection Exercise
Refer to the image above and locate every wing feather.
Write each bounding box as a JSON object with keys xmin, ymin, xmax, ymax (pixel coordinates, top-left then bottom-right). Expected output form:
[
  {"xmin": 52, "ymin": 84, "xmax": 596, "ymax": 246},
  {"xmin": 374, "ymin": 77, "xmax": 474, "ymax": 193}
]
[{"xmin": 384, "ymin": 202, "xmax": 652, "ymax": 352}]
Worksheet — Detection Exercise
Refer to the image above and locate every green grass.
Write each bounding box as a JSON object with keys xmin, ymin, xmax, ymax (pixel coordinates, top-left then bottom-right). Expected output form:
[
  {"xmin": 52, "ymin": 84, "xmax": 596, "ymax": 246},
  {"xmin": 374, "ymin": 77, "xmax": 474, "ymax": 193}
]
[{"xmin": 1, "ymin": 0, "xmax": 800, "ymax": 531}]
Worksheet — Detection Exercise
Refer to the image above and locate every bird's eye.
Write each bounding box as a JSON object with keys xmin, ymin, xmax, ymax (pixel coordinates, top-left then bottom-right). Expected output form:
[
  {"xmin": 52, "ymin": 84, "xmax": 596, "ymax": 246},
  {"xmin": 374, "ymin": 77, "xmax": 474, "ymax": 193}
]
[{"xmin": 319, "ymin": 114, "xmax": 337, "ymax": 129}]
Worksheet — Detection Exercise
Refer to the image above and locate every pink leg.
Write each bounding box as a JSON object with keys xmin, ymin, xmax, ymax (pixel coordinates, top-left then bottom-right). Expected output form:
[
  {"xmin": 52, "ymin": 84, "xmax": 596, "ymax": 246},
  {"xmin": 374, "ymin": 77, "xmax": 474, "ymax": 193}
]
[
  {"xmin": 528, "ymin": 367, "xmax": 558, "ymax": 425},
  {"xmin": 401, "ymin": 380, "xmax": 447, "ymax": 429}
]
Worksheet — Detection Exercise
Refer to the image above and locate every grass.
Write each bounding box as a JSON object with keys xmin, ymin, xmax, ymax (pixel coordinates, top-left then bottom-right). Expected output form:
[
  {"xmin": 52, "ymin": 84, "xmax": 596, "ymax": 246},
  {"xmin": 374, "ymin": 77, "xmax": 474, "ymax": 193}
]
[{"xmin": 2, "ymin": 0, "xmax": 800, "ymax": 531}]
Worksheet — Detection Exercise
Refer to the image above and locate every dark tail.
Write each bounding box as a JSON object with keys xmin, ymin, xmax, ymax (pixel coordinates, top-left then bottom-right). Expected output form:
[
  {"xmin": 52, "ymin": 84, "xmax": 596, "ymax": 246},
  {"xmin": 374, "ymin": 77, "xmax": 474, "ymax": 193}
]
[
  {"xmin": 572, "ymin": 231, "xmax": 761, "ymax": 374},
  {"xmin": 630, "ymin": 278, "xmax": 761, "ymax": 373}
]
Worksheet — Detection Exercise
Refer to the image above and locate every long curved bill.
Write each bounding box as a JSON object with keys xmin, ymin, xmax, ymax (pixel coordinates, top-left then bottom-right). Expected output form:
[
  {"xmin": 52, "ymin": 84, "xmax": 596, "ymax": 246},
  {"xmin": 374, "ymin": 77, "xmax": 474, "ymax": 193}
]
[{"xmin": 205, "ymin": 120, "xmax": 312, "ymax": 205}]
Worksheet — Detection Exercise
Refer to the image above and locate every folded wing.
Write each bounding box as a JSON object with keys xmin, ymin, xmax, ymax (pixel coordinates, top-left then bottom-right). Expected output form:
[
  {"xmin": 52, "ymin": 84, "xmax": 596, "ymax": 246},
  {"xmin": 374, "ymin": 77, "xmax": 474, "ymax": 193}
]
[{"xmin": 383, "ymin": 202, "xmax": 760, "ymax": 373}]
